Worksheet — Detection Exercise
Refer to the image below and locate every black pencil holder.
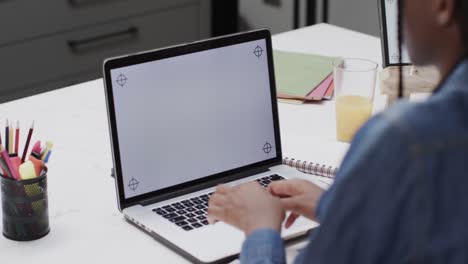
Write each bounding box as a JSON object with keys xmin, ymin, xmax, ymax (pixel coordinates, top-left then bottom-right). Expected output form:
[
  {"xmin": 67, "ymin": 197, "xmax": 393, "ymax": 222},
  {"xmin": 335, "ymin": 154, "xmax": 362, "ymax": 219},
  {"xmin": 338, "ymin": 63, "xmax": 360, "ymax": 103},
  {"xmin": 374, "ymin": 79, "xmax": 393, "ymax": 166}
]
[{"xmin": 1, "ymin": 171, "xmax": 50, "ymax": 241}]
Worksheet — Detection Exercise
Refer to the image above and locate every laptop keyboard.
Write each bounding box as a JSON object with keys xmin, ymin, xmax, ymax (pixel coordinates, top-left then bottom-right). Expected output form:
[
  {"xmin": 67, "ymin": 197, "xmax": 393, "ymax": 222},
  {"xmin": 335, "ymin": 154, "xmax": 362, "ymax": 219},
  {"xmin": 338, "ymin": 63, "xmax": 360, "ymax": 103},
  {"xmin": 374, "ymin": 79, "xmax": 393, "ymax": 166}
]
[{"xmin": 152, "ymin": 174, "xmax": 285, "ymax": 231}]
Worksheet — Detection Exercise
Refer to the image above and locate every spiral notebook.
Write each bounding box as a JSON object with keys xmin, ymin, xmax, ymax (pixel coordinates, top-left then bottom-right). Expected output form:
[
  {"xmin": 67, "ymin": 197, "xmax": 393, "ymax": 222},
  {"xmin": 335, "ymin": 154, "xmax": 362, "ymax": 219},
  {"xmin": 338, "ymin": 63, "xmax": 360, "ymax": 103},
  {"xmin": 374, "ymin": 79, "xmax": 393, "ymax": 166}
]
[{"xmin": 283, "ymin": 157, "xmax": 338, "ymax": 179}]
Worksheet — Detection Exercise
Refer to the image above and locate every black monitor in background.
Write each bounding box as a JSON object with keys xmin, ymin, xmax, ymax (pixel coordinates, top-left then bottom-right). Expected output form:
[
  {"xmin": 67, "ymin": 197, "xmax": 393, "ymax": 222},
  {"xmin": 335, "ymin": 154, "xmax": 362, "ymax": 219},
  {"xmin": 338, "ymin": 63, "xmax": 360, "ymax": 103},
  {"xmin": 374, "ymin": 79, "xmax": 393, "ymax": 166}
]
[
  {"xmin": 378, "ymin": 0, "xmax": 412, "ymax": 68},
  {"xmin": 212, "ymin": 0, "xmax": 239, "ymax": 36}
]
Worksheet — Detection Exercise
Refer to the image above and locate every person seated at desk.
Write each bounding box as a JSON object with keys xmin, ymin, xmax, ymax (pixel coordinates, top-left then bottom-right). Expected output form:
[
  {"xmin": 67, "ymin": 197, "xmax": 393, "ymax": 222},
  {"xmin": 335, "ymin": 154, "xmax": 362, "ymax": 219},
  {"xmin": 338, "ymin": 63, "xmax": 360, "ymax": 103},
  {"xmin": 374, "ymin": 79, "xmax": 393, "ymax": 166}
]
[{"xmin": 207, "ymin": 0, "xmax": 468, "ymax": 263}]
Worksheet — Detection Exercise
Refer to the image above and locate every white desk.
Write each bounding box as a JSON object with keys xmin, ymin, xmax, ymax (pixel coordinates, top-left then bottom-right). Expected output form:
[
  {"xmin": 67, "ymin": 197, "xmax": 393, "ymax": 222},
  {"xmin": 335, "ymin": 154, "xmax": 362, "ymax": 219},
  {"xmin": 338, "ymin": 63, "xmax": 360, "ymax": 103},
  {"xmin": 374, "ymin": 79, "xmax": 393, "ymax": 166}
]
[{"xmin": 0, "ymin": 24, "xmax": 385, "ymax": 263}]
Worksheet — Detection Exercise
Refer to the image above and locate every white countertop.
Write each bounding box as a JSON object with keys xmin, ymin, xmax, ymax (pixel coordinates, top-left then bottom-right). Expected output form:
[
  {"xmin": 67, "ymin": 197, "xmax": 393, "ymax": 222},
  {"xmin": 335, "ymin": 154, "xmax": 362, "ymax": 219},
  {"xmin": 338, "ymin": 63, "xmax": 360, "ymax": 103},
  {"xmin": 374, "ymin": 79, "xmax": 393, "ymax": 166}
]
[{"xmin": 0, "ymin": 23, "xmax": 385, "ymax": 263}]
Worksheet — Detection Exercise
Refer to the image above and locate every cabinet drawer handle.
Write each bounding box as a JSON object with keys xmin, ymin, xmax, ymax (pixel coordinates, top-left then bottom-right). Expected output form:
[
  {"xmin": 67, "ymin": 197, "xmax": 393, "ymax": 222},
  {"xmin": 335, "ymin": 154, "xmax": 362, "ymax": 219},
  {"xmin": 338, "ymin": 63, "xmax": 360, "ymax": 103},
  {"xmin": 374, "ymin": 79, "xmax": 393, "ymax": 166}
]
[
  {"xmin": 68, "ymin": 0, "xmax": 123, "ymax": 8},
  {"xmin": 67, "ymin": 27, "xmax": 139, "ymax": 54}
]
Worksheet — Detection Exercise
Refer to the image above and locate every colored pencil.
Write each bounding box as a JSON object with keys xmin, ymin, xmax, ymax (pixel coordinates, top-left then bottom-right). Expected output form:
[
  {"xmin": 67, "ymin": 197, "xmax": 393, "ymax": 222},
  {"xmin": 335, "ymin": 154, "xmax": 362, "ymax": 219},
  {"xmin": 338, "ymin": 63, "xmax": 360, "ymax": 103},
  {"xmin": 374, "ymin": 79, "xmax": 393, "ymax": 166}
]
[
  {"xmin": 15, "ymin": 121, "xmax": 19, "ymax": 154},
  {"xmin": 0, "ymin": 155, "xmax": 10, "ymax": 177},
  {"xmin": 41, "ymin": 141, "xmax": 54, "ymax": 161},
  {"xmin": 21, "ymin": 121, "xmax": 34, "ymax": 163},
  {"xmin": 0, "ymin": 145, "xmax": 18, "ymax": 179},
  {"xmin": 9, "ymin": 122, "xmax": 13, "ymax": 154},
  {"xmin": 44, "ymin": 151, "xmax": 52, "ymax": 164},
  {"xmin": 5, "ymin": 119, "xmax": 9, "ymax": 153}
]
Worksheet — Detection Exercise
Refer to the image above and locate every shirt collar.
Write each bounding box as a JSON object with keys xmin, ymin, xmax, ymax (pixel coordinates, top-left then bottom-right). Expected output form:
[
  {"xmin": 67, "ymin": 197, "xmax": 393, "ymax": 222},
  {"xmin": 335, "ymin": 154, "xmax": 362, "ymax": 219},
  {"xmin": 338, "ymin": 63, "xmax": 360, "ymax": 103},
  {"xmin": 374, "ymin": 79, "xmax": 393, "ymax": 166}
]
[{"xmin": 434, "ymin": 58, "xmax": 468, "ymax": 95}]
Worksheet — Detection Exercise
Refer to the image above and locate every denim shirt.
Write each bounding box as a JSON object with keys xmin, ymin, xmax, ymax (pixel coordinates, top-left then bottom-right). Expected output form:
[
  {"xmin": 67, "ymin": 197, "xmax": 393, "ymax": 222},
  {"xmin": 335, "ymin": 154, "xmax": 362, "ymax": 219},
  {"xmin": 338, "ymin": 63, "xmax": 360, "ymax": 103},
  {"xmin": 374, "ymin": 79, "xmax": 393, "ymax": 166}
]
[{"xmin": 240, "ymin": 59, "xmax": 468, "ymax": 264}]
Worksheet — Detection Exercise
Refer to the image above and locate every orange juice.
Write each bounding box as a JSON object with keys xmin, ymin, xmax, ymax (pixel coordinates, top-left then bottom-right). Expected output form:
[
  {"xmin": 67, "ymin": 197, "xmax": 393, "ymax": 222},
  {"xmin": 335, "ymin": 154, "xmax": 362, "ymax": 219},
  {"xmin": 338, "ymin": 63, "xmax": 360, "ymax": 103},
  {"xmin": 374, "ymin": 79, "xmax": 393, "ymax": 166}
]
[{"xmin": 335, "ymin": 95, "xmax": 373, "ymax": 142}]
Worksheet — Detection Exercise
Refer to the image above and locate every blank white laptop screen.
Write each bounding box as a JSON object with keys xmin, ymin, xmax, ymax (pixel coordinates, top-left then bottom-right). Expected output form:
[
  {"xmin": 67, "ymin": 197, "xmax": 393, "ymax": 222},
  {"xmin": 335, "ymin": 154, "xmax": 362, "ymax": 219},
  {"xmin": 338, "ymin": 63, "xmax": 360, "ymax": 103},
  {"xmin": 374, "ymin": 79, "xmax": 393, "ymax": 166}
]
[{"xmin": 110, "ymin": 39, "xmax": 277, "ymax": 199}]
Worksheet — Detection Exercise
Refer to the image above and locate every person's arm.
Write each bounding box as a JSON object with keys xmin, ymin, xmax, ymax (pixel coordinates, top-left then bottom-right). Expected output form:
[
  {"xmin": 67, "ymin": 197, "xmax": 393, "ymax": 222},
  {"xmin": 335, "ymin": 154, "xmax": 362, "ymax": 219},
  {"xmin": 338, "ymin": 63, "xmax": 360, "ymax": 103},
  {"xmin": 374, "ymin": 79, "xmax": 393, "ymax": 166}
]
[
  {"xmin": 293, "ymin": 114, "xmax": 423, "ymax": 264},
  {"xmin": 238, "ymin": 113, "xmax": 410, "ymax": 264},
  {"xmin": 206, "ymin": 183, "xmax": 286, "ymax": 264},
  {"xmin": 240, "ymin": 229, "xmax": 286, "ymax": 264}
]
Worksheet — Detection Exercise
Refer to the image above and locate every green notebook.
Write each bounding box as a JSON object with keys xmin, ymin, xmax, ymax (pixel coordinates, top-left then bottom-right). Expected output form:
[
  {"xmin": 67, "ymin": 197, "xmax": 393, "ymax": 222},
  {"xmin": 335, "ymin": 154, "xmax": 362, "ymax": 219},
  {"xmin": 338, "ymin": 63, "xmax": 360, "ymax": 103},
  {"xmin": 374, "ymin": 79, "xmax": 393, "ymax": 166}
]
[{"xmin": 274, "ymin": 50, "xmax": 336, "ymax": 97}]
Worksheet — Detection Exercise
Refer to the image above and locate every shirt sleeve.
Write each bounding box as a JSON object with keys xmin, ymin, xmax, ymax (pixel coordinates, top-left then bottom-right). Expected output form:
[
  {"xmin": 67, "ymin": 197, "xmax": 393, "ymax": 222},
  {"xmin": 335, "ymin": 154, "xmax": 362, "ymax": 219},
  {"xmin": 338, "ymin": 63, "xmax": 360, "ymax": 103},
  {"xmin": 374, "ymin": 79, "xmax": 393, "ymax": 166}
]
[
  {"xmin": 240, "ymin": 229, "xmax": 286, "ymax": 264},
  {"xmin": 294, "ymin": 113, "xmax": 424, "ymax": 264}
]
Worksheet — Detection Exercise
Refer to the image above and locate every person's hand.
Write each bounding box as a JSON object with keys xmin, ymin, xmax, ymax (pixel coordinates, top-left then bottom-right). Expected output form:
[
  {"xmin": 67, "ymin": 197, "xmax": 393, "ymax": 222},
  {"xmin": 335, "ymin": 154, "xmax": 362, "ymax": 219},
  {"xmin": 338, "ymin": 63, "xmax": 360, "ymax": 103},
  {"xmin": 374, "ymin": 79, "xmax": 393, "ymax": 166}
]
[
  {"xmin": 207, "ymin": 182, "xmax": 285, "ymax": 235},
  {"xmin": 267, "ymin": 179, "xmax": 324, "ymax": 228}
]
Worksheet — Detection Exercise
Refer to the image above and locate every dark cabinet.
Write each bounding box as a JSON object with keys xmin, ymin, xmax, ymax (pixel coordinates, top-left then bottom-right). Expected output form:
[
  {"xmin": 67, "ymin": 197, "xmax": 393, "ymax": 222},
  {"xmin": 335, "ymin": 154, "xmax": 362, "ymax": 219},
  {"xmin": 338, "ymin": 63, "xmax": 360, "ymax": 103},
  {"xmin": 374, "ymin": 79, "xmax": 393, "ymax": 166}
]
[{"xmin": 0, "ymin": 0, "xmax": 213, "ymax": 102}]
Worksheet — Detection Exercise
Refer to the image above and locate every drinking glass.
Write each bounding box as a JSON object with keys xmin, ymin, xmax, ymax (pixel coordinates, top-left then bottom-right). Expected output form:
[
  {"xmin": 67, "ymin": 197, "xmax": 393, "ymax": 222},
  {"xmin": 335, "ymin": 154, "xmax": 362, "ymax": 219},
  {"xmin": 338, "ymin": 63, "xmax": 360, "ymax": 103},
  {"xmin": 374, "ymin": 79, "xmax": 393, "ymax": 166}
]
[{"xmin": 333, "ymin": 58, "xmax": 378, "ymax": 142}]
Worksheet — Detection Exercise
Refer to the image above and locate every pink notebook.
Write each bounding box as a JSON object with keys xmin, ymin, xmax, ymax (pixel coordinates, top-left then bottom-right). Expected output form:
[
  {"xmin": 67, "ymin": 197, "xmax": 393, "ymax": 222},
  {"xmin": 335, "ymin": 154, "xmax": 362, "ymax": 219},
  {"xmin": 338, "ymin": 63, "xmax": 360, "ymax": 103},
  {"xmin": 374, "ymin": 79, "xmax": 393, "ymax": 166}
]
[
  {"xmin": 323, "ymin": 81, "xmax": 334, "ymax": 100},
  {"xmin": 306, "ymin": 74, "xmax": 333, "ymax": 100}
]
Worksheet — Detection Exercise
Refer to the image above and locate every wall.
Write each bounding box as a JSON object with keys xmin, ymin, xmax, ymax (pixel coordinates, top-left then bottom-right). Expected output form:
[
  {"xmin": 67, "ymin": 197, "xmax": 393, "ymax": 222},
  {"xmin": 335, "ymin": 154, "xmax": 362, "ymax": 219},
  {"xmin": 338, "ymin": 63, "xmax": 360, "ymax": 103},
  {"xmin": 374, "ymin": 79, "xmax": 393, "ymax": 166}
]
[
  {"xmin": 238, "ymin": 0, "xmax": 295, "ymax": 34},
  {"xmin": 238, "ymin": 0, "xmax": 380, "ymax": 37},
  {"xmin": 328, "ymin": 0, "xmax": 380, "ymax": 36}
]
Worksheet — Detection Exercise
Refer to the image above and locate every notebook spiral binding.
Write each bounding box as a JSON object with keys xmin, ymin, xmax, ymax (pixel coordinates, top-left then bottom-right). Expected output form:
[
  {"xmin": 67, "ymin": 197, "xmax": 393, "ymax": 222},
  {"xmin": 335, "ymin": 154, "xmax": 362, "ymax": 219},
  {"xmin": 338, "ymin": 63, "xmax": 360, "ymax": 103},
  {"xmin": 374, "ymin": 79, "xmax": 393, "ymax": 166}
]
[{"xmin": 283, "ymin": 157, "xmax": 338, "ymax": 179}]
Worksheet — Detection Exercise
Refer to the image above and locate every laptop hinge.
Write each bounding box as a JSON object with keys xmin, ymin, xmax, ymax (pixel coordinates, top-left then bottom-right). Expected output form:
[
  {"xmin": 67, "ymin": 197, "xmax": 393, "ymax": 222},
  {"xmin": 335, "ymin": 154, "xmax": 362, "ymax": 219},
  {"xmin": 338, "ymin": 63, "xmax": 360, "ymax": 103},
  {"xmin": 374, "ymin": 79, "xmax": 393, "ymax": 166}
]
[{"xmin": 138, "ymin": 164, "xmax": 273, "ymax": 206}]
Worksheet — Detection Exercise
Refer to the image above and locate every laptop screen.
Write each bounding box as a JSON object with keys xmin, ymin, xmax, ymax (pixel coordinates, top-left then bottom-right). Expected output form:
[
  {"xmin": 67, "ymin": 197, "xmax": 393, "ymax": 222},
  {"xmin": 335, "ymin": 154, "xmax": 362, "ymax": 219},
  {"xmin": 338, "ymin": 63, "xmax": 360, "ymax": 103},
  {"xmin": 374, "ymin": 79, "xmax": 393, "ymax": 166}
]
[{"xmin": 110, "ymin": 39, "xmax": 278, "ymax": 199}]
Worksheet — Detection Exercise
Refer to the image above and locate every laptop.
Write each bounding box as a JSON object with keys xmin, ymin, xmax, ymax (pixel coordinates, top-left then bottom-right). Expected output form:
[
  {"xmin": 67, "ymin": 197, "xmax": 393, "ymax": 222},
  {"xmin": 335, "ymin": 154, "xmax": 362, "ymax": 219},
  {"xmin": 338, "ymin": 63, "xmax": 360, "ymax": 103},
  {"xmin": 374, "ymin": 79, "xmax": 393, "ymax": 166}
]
[{"xmin": 103, "ymin": 29, "xmax": 319, "ymax": 264}]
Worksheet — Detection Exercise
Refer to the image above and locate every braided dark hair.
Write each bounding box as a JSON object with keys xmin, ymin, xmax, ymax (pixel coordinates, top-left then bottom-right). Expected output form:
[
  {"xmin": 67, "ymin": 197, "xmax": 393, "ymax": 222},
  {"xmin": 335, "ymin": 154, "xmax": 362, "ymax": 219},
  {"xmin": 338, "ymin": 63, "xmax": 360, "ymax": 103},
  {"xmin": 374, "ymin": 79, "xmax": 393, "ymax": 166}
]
[
  {"xmin": 397, "ymin": 0, "xmax": 404, "ymax": 98},
  {"xmin": 455, "ymin": 0, "xmax": 468, "ymax": 51}
]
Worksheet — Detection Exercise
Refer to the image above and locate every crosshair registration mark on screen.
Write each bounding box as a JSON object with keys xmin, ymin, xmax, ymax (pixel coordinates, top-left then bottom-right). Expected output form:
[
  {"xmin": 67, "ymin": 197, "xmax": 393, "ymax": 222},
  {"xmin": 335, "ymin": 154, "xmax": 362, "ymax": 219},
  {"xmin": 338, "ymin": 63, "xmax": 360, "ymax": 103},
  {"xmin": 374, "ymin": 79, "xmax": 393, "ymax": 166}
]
[
  {"xmin": 263, "ymin": 142, "xmax": 272, "ymax": 154},
  {"xmin": 116, "ymin": 74, "xmax": 128, "ymax": 87},
  {"xmin": 128, "ymin": 178, "xmax": 139, "ymax": 191},
  {"xmin": 253, "ymin": 45, "xmax": 263, "ymax": 58}
]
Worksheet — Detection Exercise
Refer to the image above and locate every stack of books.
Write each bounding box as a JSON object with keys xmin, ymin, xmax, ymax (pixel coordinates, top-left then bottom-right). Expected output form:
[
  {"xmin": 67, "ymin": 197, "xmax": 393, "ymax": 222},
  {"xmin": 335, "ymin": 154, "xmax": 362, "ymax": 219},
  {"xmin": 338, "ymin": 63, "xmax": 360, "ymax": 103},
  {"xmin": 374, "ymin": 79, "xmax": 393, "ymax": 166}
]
[{"xmin": 274, "ymin": 50, "xmax": 338, "ymax": 104}]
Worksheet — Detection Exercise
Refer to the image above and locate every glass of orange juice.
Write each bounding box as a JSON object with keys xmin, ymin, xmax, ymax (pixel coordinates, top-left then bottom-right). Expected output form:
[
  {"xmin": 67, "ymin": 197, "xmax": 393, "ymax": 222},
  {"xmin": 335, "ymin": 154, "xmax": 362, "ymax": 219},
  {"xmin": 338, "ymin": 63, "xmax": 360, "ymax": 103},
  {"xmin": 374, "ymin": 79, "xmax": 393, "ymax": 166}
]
[{"xmin": 333, "ymin": 58, "xmax": 378, "ymax": 143}]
